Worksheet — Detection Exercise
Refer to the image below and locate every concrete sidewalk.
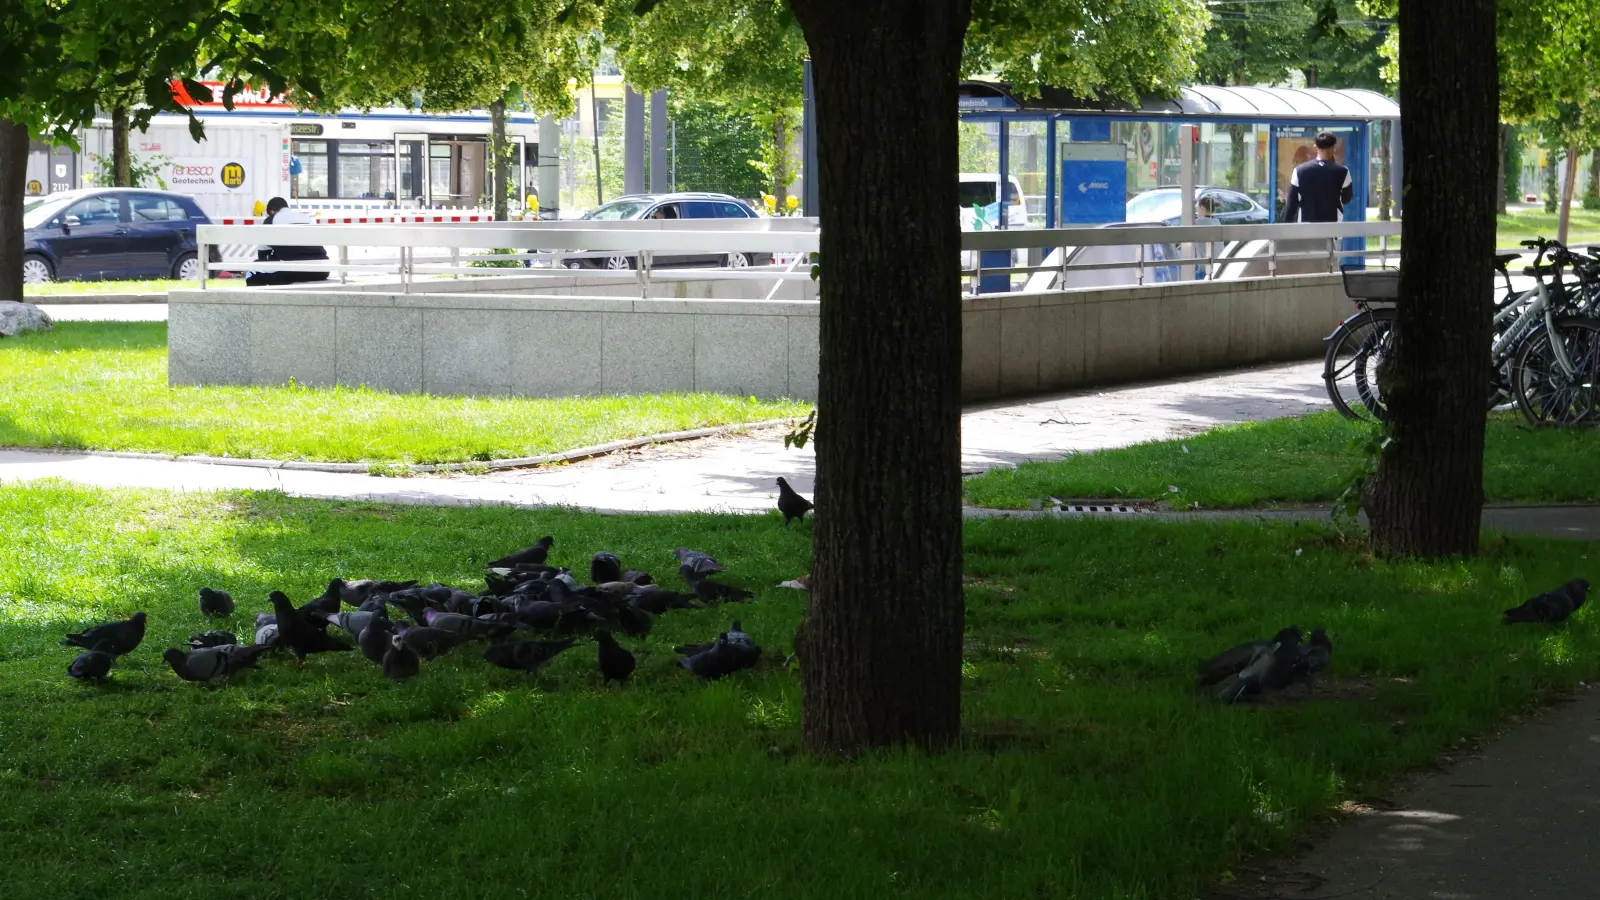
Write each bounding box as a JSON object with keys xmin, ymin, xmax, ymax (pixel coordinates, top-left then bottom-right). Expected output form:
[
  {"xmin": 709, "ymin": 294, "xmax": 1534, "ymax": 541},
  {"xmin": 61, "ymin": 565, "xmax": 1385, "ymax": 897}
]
[
  {"xmin": 1215, "ymin": 684, "xmax": 1600, "ymax": 900},
  {"xmin": 0, "ymin": 360, "xmax": 1331, "ymax": 514}
]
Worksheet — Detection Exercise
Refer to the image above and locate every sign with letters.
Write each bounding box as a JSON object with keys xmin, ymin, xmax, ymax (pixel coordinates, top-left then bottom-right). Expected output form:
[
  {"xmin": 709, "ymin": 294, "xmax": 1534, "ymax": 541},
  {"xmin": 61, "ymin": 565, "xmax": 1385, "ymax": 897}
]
[
  {"xmin": 1058, "ymin": 143, "xmax": 1127, "ymax": 225},
  {"xmin": 166, "ymin": 158, "xmax": 249, "ymax": 194}
]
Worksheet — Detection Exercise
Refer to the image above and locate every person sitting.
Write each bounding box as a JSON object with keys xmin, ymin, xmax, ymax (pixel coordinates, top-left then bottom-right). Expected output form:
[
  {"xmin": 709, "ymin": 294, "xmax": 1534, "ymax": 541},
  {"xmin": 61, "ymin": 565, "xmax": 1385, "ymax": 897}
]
[
  {"xmin": 649, "ymin": 205, "xmax": 679, "ymax": 219},
  {"xmin": 245, "ymin": 197, "xmax": 330, "ymax": 286}
]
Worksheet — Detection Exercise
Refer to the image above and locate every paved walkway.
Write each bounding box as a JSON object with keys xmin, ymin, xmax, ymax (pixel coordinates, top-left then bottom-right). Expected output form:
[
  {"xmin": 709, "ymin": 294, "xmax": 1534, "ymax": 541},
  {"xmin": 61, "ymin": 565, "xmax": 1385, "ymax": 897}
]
[
  {"xmin": 1217, "ymin": 684, "xmax": 1600, "ymax": 900},
  {"xmin": 0, "ymin": 360, "xmax": 1330, "ymax": 513}
]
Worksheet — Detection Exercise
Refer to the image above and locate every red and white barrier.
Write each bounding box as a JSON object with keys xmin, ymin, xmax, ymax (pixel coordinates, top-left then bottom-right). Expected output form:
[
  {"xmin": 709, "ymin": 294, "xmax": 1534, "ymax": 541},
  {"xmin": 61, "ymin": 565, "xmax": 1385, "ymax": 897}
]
[{"xmin": 216, "ymin": 214, "xmax": 493, "ymax": 225}]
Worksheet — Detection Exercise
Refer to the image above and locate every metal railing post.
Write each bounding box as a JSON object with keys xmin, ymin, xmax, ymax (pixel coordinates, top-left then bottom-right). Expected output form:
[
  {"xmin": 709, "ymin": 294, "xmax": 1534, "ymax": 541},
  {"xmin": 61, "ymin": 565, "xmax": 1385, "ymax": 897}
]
[
  {"xmin": 339, "ymin": 246, "xmax": 348, "ymax": 284},
  {"xmin": 1268, "ymin": 239, "xmax": 1278, "ymax": 278},
  {"xmin": 451, "ymin": 247, "xmax": 460, "ymax": 280},
  {"xmin": 198, "ymin": 241, "xmax": 207, "ymax": 290},
  {"xmin": 1137, "ymin": 243, "xmax": 1145, "ymax": 286}
]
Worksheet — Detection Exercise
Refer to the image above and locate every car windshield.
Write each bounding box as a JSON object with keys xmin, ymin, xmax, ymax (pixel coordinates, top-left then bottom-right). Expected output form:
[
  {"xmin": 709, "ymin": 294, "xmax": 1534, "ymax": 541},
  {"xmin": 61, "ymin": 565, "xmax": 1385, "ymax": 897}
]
[
  {"xmin": 1125, "ymin": 190, "xmax": 1180, "ymax": 222},
  {"xmin": 583, "ymin": 199, "xmax": 654, "ymax": 221},
  {"xmin": 957, "ymin": 182, "xmax": 997, "ymax": 208},
  {"xmin": 22, "ymin": 195, "xmax": 77, "ymax": 229}
]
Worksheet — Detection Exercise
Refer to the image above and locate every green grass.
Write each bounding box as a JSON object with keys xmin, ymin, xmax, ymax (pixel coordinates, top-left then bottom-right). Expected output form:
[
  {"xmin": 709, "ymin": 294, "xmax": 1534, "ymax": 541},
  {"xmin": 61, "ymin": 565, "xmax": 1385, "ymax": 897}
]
[
  {"xmin": 0, "ymin": 322, "xmax": 809, "ymax": 464},
  {"xmin": 23, "ymin": 278, "xmax": 189, "ymax": 297},
  {"xmin": 1366, "ymin": 207, "xmax": 1600, "ymax": 254},
  {"xmin": 1, "ymin": 482, "xmax": 1597, "ymax": 899},
  {"xmin": 965, "ymin": 411, "xmax": 1600, "ymax": 509}
]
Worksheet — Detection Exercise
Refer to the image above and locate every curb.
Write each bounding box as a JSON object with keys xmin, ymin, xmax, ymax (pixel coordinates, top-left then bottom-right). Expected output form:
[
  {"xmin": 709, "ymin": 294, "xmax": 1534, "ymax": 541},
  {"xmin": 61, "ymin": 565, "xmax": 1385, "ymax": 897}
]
[
  {"xmin": 0, "ymin": 418, "xmax": 797, "ymax": 476},
  {"xmin": 27, "ymin": 294, "xmax": 169, "ymax": 305}
]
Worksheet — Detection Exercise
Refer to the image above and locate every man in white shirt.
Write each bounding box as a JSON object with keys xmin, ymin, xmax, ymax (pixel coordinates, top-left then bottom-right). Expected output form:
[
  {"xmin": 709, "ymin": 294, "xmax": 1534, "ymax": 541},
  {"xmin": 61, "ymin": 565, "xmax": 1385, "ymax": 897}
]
[{"xmin": 245, "ymin": 197, "xmax": 330, "ymax": 286}]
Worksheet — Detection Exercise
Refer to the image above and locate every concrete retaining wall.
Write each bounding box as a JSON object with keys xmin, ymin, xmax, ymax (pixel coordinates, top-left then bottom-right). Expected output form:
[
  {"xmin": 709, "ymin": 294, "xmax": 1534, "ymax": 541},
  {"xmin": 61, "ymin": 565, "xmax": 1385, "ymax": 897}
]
[{"xmin": 169, "ymin": 273, "xmax": 1349, "ymax": 403}]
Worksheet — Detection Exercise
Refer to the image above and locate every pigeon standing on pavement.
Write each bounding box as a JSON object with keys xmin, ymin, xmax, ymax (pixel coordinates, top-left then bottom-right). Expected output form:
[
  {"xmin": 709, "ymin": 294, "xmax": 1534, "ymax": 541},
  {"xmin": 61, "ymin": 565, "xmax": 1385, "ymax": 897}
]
[
  {"xmin": 488, "ymin": 536, "xmax": 556, "ymax": 569},
  {"xmin": 1503, "ymin": 579, "xmax": 1589, "ymax": 624},
  {"xmin": 383, "ymin": 633, "xmax": 420, "ymax": 682},
  {"xmin": 67, "ymin": 645, "xmax": 116, "ymax": 681},
  {"xmin": 198, "ymin": 588, "xmax": 235, "ymax": 618},
  {"xmin": 61, "ymin": 612, "xmax": 147, "ymax": 656},
  {"xmin": 595, "ymin": 631, "xmax": 636, "ymax": 685},
  {"xmin": 776, "ymin": 477, "xmax": 814, "ymax": 527}
]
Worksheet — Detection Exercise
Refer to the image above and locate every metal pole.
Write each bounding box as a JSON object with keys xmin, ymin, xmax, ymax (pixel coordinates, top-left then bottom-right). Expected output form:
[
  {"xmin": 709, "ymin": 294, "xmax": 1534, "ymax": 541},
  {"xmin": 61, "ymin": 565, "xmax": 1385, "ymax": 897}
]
[
  {"xmin": 802, "ymin": 59, "xmax": 819, "ymax": 218},
  {"xmin": 198, "ymin": 241, "xmax": 207, "ymax": 289},
  {"xmin": 339, "ymin": 246, "xmax": 348, "ymax": 284},
  {"xmin": 590, "ymin": 76, "xmax": 603, "ymax": 206},
  {"xmin": 624, "ymin": 86, "xmax": 646, "ymax": 196},
  {"xmin": 1180, "ymin": 125, "xmax": 1196, "ymax": 226},
  {"xmin": 649, "ymin": 89, "xmax": 669, "ymax": 193},
  {"xmin": 538, "ymin": 114, "xmax": 561, "ymax": 220}
]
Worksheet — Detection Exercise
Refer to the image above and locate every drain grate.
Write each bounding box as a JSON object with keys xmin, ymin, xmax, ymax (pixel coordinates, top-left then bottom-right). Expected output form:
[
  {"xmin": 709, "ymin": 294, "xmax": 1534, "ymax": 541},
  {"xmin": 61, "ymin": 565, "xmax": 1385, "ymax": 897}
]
[{"xmin": 1050, "ymin": 498, "xmax": 1154, "ymax": 516}]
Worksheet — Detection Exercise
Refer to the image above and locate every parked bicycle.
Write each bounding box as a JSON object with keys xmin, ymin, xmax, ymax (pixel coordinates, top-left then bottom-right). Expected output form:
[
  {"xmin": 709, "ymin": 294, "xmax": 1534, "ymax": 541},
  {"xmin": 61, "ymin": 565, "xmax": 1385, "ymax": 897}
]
[{"xmin": 1323, "ymin": 237, "xmax": 1600, "ymax": 427}]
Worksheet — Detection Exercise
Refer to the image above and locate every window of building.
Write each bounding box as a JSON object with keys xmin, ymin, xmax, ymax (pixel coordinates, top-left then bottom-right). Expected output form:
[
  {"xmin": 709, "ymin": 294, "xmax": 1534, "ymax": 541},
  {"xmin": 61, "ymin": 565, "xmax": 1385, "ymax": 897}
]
[{"xmin": 336, "ymin": 142, "xmax": 395, "ymax": 199}]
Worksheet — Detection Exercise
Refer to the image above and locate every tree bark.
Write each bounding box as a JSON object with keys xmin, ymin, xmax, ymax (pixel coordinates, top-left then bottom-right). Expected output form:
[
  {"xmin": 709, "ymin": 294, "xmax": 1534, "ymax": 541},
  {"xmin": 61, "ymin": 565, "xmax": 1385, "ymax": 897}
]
[
  {"xmin": 788, "ymin": 0, "xmax": 970, "ymax": 755},
  {"xmin": 1557, "ymin": 145, "xmax": 1578, "ymax": 245},
  {"xmin": 1362, "ymin": 0, "xmax": 1497, "ymax": 558},
  {"xmin": 0, "ymin": 118, "xmax": 28, "ymax": 302},
  {"xmin": 1378, "ymin": 120, "xmax": 1393, "ymax": 221},
  {"xmin": 1587, "ymin": 150, "xmax": 1600, "ymax": 210},
  {"xmin": 490, "ymin": 98, "xmax": 510, "ymax": 221},
  {"xmin": 1494, "ymin": 124, "xmax": 1508, "ymax": 217},
  {"xmin": 1226, "ymin": 124, "xmax": 1247, "ymax": 192},
  {"xmin": 112, "ymin": 104, "xmax": 131, "ymax": 187}
]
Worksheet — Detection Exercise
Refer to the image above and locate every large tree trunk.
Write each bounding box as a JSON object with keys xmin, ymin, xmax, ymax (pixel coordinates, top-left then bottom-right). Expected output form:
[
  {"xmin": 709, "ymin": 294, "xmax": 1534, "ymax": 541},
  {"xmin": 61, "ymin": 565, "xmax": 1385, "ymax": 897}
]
[
  {"xmin": 112, "ymin": 104, "xmax": 132, "ymax": 187},
  {"xmin": 1226, "ymin": 124, "xmax": 1247, "ymax": 192},
  {"xmin": 1494, "ymin": 124, "xmax": 1508, "ymax": 216},
  {"xmin": 1557, "ymin": 145, "xmax": 1578, "ymax": 244},
  {"xmin": 0, "ymin": 119, "xmax": 28, "ymax": 302},
  {"xmin": 1362, "ymin": 0, "xmax": 1498, "ymax": 558},
  {"xmin": 788, "ymin": 0, "xmax": 969, "ymax": 754},
  {"xmin": 1378, "ymin": 120, "xmax": 1393, "ymax": 221},
  {"xmin": 490, "ymin": 97, "xmax": 510, "ymax": 221}
]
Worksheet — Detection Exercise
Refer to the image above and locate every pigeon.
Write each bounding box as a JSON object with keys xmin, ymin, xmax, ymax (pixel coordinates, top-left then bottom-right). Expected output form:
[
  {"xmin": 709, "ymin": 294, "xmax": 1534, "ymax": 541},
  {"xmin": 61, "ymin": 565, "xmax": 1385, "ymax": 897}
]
[
  {"xmin": 198, "ymin": 587, "xmax": 235, "ymax": 617},
  {"xmin": 677, "ymin": 630, "xmax": 762, "ymax": 680},
  {"xmin": 687, "ymin": 573, "xmax": 754, "ymax": 604},
  {"xmin": 67, "ymin": 645, "xmax": 116, "ymax": 681},
  {"xmin": 487, "ymin": 535, "xmax": 556, "ymax": 569},
  {"xmin": 187, "ymin": 630, "xmax": 238, "ymax": 650},
  {"xmin": 62, "ymin": 612, "xmax": 147, "ymax": 656},
  {"xmin": 299, "ymin": 579, "xmax": 346, "ymax": 617},
  {"xmin": 319, "ymin": 610, "xmax": 383, "ymax": 640},
  {"xmin": 1503, "ymin": 579, "xmax": 1590, "ymax": 624},
  {"xmin": 395, "ymin": 625, "xmax": 470, "ymax": 659},
  {"xmin": 778, "ymin": 573, "xmax": 810, "ymax": 591},
  {"xmin": 255, "ymin": 612, "xmax": 276, "ymax": 628},
  {"xmin": 776, "ymin": 477, "xmax": 814, "ymax": 526},
  {"xmin": 423, "ymin": 608, "xmax": 513, "ymax": 640},
  {"xmin": 613, "ymin": 601, "xmax": 653, "ymax": 639},
  {"xmin": 595, "ymin": 631, "xmax": 636, "ymax": 685},
  {"xmin": 1215, "ymin": 627, "xmax": 1303, "ymax": 703},
  {"xmin": 726, "ymin": 620, "xmax": 755, "ymax": 649},
  {"xmin": 163, "ymin": 643, "xmax": 274, "ymax": 683},
  {"xmin": 339, "ymin": 579, "xmax": 418, "ymax": 607},
  {"xmin": 785, "ymin": 618, "xmax": 809, "ymax": 668},
  {"xmin": 625, "ymin": 585, "xmax": 702, "ymax": 615},
  {"xmin": 674, "ymin": 548, "xmax": 726, "ymax": 576},
  {"xmin": 254, "ymin": 623, "xmax": 280, "ymax": 648},
  {"xmin": 483, "ymin": 638, "xmax": 577, "ymax": 673},
  {"xmin": 358, "ymin": 619, "xmax": 394, "ymax": 664},
  {"xmin": 1289, "ymin": 628, "xmax": 1333, "ymax": 691},
  {"xmin": 590, "ymin": 552, "xmax": 624, "ymax": 585},
  {"xmin": 1197, "ymin": 639, "xmax": 1276, "ymax": 687},
  {"xmin": 383, "ymin": 633, "xmax": 420, "ymax": 682},
  {"xmin": 269, "ymin": 591, "xmax": 352, "ymax": 659},
  {"xmin": 621, "ymin": 568, "xmax": 654, "ymax": 586}
]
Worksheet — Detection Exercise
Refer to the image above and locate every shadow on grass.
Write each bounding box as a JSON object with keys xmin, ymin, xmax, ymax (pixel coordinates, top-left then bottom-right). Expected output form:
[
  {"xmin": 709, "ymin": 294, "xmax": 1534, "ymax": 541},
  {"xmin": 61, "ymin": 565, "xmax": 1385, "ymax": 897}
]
[{"xmin": 2, "ymin": 320, "xmax": 168, "ymax": 352}]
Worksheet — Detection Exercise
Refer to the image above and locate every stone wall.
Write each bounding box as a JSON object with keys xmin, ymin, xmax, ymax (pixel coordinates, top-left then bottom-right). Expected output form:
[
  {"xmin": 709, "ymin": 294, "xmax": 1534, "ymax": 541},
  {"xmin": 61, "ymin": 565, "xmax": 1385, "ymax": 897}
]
[{"xmin": 170, "ymin": 273, "xmax": 1350, "ymax": 403}]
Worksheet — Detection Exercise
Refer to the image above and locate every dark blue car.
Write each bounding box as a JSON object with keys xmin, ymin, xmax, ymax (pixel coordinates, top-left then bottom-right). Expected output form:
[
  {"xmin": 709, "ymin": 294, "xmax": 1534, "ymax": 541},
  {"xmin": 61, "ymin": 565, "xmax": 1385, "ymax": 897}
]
[{"xmin": 21, "ymin": 188, "xmax": 211, "ymax": 283}]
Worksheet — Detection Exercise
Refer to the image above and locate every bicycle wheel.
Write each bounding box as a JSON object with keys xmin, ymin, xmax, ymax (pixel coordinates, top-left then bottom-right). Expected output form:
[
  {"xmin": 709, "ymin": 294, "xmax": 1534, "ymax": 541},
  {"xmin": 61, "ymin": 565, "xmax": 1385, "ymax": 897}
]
[
  {"xmin": 1511, "ymin": 315, "xmax": 1600, "ymax": 426},
  {"xmin": 1323, "ymin": 307, "xmax": 1395, "ymax": 422}
]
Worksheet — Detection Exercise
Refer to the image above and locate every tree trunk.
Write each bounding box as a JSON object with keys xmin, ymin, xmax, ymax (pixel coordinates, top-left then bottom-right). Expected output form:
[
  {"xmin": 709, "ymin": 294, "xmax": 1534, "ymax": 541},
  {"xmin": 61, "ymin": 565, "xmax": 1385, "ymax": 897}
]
[
  {"xmin": 1362, "ymin": 0, "xmax": 1497, "ymax": 558},
  {"xmin": 1304, "ymin": 65, "xmax": 1318, "ymax": 88},
  {"xmin": 112, "ymin": 104, "xmax": 131, "ymax": 187},
  {"xmin": 772, "ymin": 112, "xmax": 790, "ymax": 205},
  {"xmin": 0, "ymin": 118, "xmax": 28, "ymax": 302},
  {"xmin": 1557, "ymin": 145, "xmax": 1578, "ymax": 245},
  {"xmin": 1543, "ymin": 149, "xmax": 1560, "ymax": 214},
  {"xmin": 490, "ymin": 97, "xmax": 510, "ymax": 221},
  {"xmin": 788, "ymin": 0, "xmax": 970, "ymax": 755},
  {"xmin": 1226, "ymin": 124, "xmax": 1246, "ymax": 192},
  {"xmin": 1378, "ymin": 120, "xmax": 1393, "ymax": 221},
  {"xmin": 1586, "ymin": 149, "xmax": 1600, "ymax": 210},
  {"xmin": 1494, "ymin": 124, "xmax": 1508, "ymax": 216}
]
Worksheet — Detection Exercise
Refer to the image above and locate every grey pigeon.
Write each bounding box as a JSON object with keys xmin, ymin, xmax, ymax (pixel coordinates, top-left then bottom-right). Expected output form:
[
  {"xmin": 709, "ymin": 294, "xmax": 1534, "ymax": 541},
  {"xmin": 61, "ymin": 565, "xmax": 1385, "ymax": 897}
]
[
  {"xmin": 483, "ymin": 638, "xmax": 577, "ymax": 673},
  {"xmin": 163, "ymin": 643, "xmax": 273, "ymax": 683},
  {"xmin": 254, "ymin": 623, "xmax": 280, "ymax": 648},
  {"xmin": 1503, "ymin": 579, "xmax": 1589, "ymax": 624},
  {"xmin": 621, "ymin": 568, "xmax": 653, "ymax": 586},
  {"xmin": 687, "ymin": 574, "xmax": 753, "ymax": 604},
  {"xmin": 62, "ymin": 611, "xmax": 147, "ymax": 656},
  {"xmin": 595, "ymin": 630, "xmax": 635, "ymax": 684},
  {"xmin": 270, "ymin": 591, "xmax": 352, "ymax": 658},
  {"xmin": 487, "ymin": 535, "xmax": 555, "ymax": 569},
  {"xmin": 340, "ymin": 579, "xmax": 417, "ymax": 607},
  {"xmin": 396, "ymin": 624, "xmax": 470, "ymax": 659},
  {"xmin": 187, "ymin": 630, "xmax": 238, "ymax": 649},
  {"xmin": 383, "ymin": 633, "xmax": 420, "ymax": 682},
  {"xmin": 590, "ymin": 552, "xmax": 623, "ymax": 585},
  {"xmin": 198, "ymin": 587, "xmax": 235, "ymax": 617},
  {"xmin": 68, "ymin": 645, "xmax": 115, "ymax": 681},
  {"xmin": 674, "ymin": 548, "xmax": 726, "ymax": 576},
  {"xmin": 423, "ymin": 608, "xmax": 513, "ymax": 640},
  {"xmin": 319, "ymin": 610, "xmax": 381, "ymax": 640},
  {"xmin": 677, "ymin": 632, "xmax": 762, "ymax": 680},
  {"xmin": 358, "ymin": 619, "xmax": 394, "ymax": 664},
  {"xmin": 1216, "ymin": 627, "xmax": 1303, "ymax": 703},
  {"xmin": 255, "ymin": 612, "xmax": 276, "ymax": 628},
  {"xmin": 1290, "ymin": 628, "xmax": 1333, "ymax": 691},
  {"xmin": 1197, "ymin": 639, "xmax": 1275, "ymax": 686},
  {"xmin": 299, "ymin": 579, "xmax": 345, "ymax": 617},
  {"xmin": 776, "ymin": 477, "xmax": 814, "ymax": 526}
]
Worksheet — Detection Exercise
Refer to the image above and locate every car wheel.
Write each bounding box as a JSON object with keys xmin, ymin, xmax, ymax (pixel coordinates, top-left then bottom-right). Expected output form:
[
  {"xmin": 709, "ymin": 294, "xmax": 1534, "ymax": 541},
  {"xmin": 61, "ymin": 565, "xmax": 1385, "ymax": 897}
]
[
  {"xmin": 173, "ymin": 252, "xmax": 201, "ymax": 281},
  {"xmin": 725, "ymin": 252, "xmax": 751, "ymax": 268},
  {"xmin": 604, "ymin": 255, "xmax": 632, "ymax": 270},
  {"xmin": 565, "ymin": 261, "xmax": 585, "ymax": 270},
  {"xmin": 21, "ymin": 255, "xmax": 53, "ymax": 285}
]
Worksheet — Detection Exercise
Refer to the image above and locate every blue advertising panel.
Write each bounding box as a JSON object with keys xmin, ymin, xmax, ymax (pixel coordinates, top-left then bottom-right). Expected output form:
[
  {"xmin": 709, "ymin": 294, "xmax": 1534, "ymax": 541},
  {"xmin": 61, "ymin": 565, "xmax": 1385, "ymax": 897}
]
[{"xmin": 1059, "ymin": 158, "xmax": 1127, "ymax": 225}]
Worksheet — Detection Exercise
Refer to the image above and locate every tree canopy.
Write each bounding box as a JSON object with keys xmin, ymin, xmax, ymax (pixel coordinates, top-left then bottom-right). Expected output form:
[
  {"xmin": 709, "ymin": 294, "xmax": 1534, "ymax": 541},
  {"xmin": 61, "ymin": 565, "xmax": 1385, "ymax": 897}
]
[{"xmin": 1198, "ymin": 0, "xmax": 1387, "ymax": 89}]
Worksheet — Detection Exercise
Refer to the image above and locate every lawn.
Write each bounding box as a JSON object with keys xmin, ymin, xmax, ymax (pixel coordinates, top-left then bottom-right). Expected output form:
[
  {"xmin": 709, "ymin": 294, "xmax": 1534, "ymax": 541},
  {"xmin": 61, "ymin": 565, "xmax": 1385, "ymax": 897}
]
[
  {"xmin": 23, "ymin": 278, "xmax": 190, "ymax": 297},
  {"xmin": 1365, "ymin": 206, "xmax": 1600, "ymax": 255},
  {"xmin": 1, "ymin": 482, "xmax": 1597, "ymax": 899},
  {"xmin": 964, "ymin": 411, "xmax": 1600, "ymax": 509},
  {"xmin": 0, "ymin": 322, "xmax": 809, "ymax": 465}
]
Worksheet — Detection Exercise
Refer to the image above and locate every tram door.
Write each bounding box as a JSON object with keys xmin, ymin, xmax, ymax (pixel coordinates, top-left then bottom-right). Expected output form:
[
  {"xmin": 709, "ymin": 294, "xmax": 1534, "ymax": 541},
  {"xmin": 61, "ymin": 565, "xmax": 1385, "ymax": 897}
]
[{"xmin": 395, "ymin": 134, "xmax": 430, "ymax": 207}]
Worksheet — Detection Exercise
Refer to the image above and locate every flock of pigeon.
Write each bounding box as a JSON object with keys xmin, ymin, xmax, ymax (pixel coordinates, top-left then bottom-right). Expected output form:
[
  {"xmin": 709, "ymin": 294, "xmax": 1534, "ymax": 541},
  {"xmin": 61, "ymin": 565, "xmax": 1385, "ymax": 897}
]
[
  {"xmin": 1197, "ymin": 578, "xmax": 1589, "ymax": 703},
  {"xmin": 60, "ymin": 540, "xmax": 778, "ymax": 686}
]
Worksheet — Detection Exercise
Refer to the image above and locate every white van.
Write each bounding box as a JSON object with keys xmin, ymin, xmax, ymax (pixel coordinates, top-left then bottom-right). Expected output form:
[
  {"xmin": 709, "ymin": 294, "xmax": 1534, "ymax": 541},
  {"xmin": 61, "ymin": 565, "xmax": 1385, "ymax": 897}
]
[{"xmin": 957, "ymin": 173, "xmax": 1030, "ymax": 231}]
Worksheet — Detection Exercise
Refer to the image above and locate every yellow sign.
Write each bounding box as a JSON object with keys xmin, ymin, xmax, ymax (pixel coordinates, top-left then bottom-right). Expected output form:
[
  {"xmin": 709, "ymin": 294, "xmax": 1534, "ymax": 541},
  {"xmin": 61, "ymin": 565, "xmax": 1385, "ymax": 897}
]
[
  {"xmin": 221, "ymin": 162, "xmax": 246, "ymax": 188},
  {"xmin": 26, "ymin": 180, "xmax": 42, "ymax": 195}
]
